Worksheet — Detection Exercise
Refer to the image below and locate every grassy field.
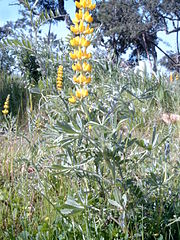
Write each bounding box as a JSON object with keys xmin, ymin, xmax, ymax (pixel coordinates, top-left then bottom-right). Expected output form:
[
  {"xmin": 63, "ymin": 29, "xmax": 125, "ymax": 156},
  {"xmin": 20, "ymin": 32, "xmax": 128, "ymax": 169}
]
[{"xmin": 0, "ymin": 61, "xmax": 180, "ymax": 239}]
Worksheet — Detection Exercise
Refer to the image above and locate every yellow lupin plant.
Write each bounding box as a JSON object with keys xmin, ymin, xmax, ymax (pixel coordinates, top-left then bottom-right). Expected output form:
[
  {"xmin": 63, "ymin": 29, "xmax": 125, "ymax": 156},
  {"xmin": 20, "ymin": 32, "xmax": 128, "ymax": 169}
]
[
  {"xmin": 69, "ymin": 0, "xmax": 96, "ymax": 103},
  {"xmin": 56, "ymin": 65, "xmax": 63, "ymax": 91},
  {"xmin": 2, "ymin": 94, "xmax": 10, "ymax": 115}
]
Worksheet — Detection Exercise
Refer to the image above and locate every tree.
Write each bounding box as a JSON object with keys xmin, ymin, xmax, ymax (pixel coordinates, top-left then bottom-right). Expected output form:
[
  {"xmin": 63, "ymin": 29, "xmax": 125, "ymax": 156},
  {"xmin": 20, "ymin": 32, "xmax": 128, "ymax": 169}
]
[
  {"xmin": 93, "ymin": 0, "xmax": 180, "ymax": 72},
  {"xmin": 142, "ymin": 0, "xmax": 180, "ymax": 72},
  {"xmin": 93, "ymin": 0, "xmax": 159, "ymax": 71}
]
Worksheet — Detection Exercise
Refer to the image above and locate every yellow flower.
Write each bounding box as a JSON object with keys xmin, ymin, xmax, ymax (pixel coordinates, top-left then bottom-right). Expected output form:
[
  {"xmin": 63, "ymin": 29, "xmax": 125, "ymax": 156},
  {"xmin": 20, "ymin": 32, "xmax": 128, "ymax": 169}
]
[
  {"xmin": 72, "ymin": 62, "xmax": 82, "ymax": 71},
  {"xmin": 68, "ymin": 95, "xmax": 76, "ymax": 104},
  {"xmin": 3, "ymin": 103, "xmax": 9, "ymax": 109},
  {"xmin": 79, "ymin": 20, "xmax": 85, "ymax": 33},
  {"xmin": 80, "ymin": 37, "xmax": 91, "ymax": 47},
  {"xmin": 70, "ymin": 36, "xmax": 90, "ymax": 48},
  {"xmin": 89, "ymin": 3, "xmax": 96, "ymax": 10},
  {"xmin": 88, "ymin": 106, "xmax": 92, "ymax": 112},
  {"xmin": 69, "ymin": 51, "xmax": 77, "ymax": 60},
  {"xmin": 2, "ymin": 109, "xmax": 8, "ymax": 115},
  {"xmin": 73, "ymin": 74, "xmax": 91, "ymax": 84},
  {"xmin": 84, "ymin": 77, "xmax": 91, "ymax": 84},
  {"xmin": 76, "ymin": 88, "xmax": 88, "ymax": 98},
  {"xmin": 88, "ymin": 125, "xmax": 92, "ymax": 131},
  {"xmin": 84, "ymin": 24, "xmax": 94, "ymax": 34},
  {"xmin": 72, "ymin": 10, "xmax": 83, "ymax": 23},
  {"xmin": 70, "ymin": 48, "xmax": 92, "ymax": 60},
  {"xmin": 70, "ymin": 24, "xmax": 79, "ymax": 34},
  {"xmin": 75, "ymin": 0, "xmax": 96, "ymax": 10},
  {"xmin": 84, "ymin": 11, "xmax": 93, "ymax": 23},
  {"xmin": 83, "ymin": 62, "xmax": 92, "ymax": 72}
]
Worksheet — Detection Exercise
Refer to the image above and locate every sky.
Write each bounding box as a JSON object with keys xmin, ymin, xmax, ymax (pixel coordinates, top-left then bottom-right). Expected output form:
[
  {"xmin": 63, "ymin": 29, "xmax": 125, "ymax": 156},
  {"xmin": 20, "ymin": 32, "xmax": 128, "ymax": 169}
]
[{"xmin": 0, "ymin": 0, "xmax": 178, "ymax": 68}]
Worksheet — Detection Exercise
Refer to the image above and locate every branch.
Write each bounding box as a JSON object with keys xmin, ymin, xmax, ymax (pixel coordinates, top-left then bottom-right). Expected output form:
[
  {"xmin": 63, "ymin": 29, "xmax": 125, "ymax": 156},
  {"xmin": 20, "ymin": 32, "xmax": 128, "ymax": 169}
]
[
  {"xmin": 166, "ymin": 27, "xmax": 180, "ymax": 34},
  {"xmin": 150, "ymin": 40, "xmax": 177, "ymax": 65}
]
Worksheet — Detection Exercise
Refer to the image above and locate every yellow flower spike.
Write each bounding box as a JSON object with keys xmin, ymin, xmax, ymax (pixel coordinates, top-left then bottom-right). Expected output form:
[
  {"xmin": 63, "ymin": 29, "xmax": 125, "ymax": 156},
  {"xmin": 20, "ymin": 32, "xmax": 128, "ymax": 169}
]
[
  {"xmin": 170, "ymin": 72, "xmax": 173, "ymax": 82},
  {"xmin": 68, "ymin": 95, "xmax": 77, "ymax": 104},
  {"xmin": 76, "ymin": 88, "xmax": 88, "ymax": 98},
  {"xmin": 69, "ymin": 0, "xmax": 95, "ymax": 102},
  {"xmin": 56, "ymin": 65, "xmax": 63, "ymax": 91},
  {"xmin": 2, "ymin": 94, "xmax": 10, "ymax": 115}
]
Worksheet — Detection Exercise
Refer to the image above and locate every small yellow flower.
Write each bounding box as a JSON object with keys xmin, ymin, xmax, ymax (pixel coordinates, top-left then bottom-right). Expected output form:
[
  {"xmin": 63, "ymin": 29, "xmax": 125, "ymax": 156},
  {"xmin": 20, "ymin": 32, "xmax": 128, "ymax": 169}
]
[
  {"xmin": 88, "ymin": 125, "xmax": 92, "ymax": 131},
  {"xmin": 72, "ymin": 62, "xmax": 82, "ymax": 71},
  {"xmin": 88, "ymin": 106, "xmax": 92, "ymax": 112},
  {"xmin": 70, "ymin": 48, "xmax": 92, "ymax": 60},
  {"xmin": 73, "ymin": 74, "xmax": 91, "ymax": 84},
  {"xmin": 76, "ymin": 88, "xmax": 88, "ymax": 98},
  {"xmin": 84, "ymin": 24, "xmax": 94, "ymax": 34},
  {"xmin": 68, "ymin": 95, "xmax": 76, "ymax": 104},
  {"xmin": 70, "ymin": 24, "xmax": 79, "ymax": 34},
  {"xmin": 83, "ymin": 62, "xmax": 92, "ymax": 72},
  {"xmin": 75, "ymin": 0, "xmax": 96, "ymax": 10},
  {"xmin": 84, "ymin": 11, "xmax": 93, "ymax": 23},
  {"xmin": 2, "ymin": 109, "xmax": 8, "ymax": 115},
  {"xmin": 44, "ymin": 217, "xmax": 49, "ymax": 221},
  {"xmin": 79, "ymin": 20, "xmax": 85, "ymax": 33}
]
